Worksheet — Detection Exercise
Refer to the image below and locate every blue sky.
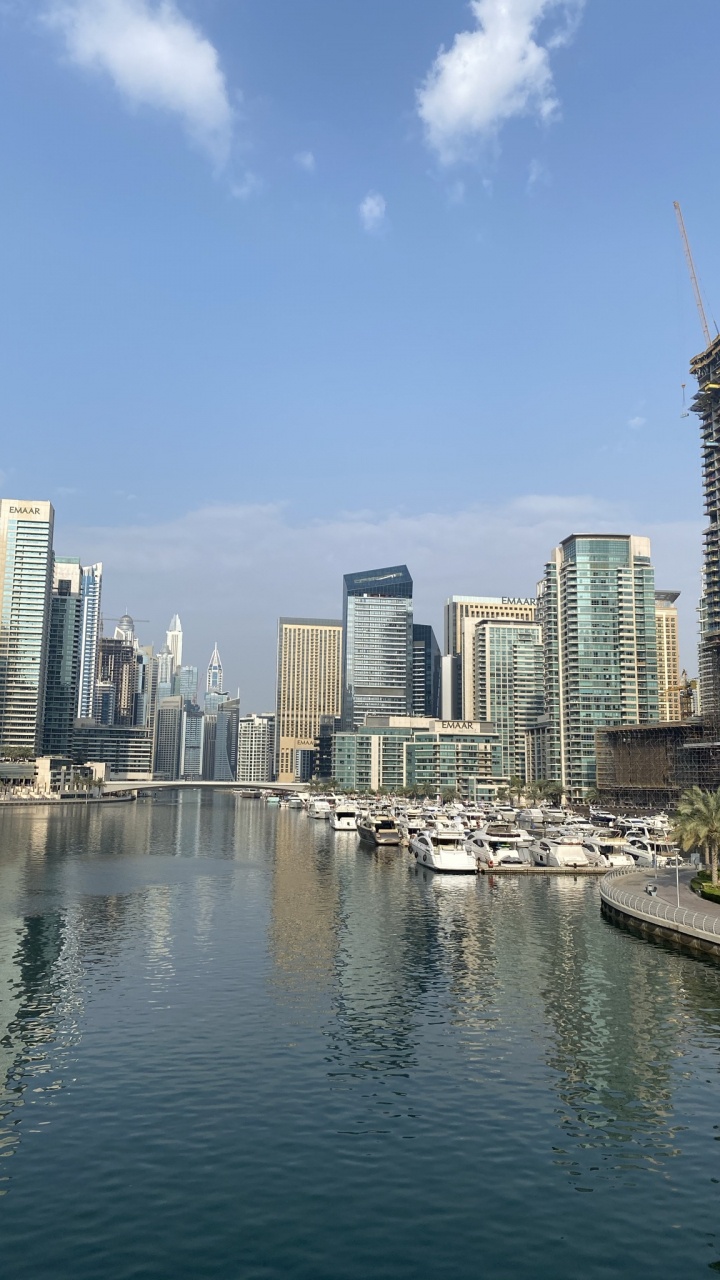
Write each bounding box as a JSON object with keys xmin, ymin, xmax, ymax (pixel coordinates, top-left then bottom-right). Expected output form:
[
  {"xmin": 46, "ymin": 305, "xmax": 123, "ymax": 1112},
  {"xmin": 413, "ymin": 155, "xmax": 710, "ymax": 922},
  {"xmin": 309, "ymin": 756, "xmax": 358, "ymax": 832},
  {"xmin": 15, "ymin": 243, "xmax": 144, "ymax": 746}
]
[{"xmin": 0, "ymin": 0, "xmax": 717, "ymax": 702}]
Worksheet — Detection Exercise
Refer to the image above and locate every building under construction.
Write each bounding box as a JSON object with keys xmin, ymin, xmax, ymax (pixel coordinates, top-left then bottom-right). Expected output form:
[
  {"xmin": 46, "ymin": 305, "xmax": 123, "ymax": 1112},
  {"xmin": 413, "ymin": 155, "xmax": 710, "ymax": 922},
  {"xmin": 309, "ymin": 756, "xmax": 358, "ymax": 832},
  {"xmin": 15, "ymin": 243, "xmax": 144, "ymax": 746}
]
[{"xmin": 692, "ymin": 333, "xmax": 720, "ymax": 718}]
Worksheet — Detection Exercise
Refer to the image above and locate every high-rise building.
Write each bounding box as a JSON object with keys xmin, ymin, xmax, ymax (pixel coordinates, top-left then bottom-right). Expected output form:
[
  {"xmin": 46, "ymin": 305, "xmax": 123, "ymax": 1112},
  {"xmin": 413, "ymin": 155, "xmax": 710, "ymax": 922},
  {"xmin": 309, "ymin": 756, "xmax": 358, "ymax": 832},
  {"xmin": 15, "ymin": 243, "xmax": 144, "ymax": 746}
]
[
  {"xmin": 472, "ymin": 618, "xmax": 544, "ymax": 782},
  {"xmin": 77, "ymin": 563, "xmax": 102, "ymax": 719},
  {"xmin": 113, "ymin": 614, "xmax": 135, "ymax": 645},
  {"xmin": 202, "ymin": 714, "xmax": 217, "ymax": 780},
  {"xmin": 174, "ymin": 665, "xmax": 198, "ymax": 702},
  {"xmin": 43, "ymin": 557, "xmax": 82, "ymax": 757},
  {"xmin": 96, "ymin": 637, "xmax": 137, "ymax": 726},
  {"xmin": 155, "ymin": 643, "xmax": 175, "ymax": 705},
  {"xmin": 206, "ymin": 643, "xmax": 223, "ymax": 696},
  {"xmin": 443, "ymin": 596, "xmax": 537, "ymax": 720},
  {"xmin": 0, "ymin": 499, "xmax": 55, "ymax": 753},
  {"xmin": 181, "ymin": 701, "xmax": 204, "ymax": 780},
  {"xmin": 692, "ymin": 336, "xmax": 720, "ymax": 719},
  {"xmin": 342, "ymin": 565, "xmax": 413, "ymax": 730},
  {"xmin": 537, "ymin": 534, "xmax": 659, "ymax": 799},
  {"xmin": 134, "ymin": 644, "xmax": 154, "ymax": 729},
  {"xmin": 332, "ymin": 715, "xmax": 500, "ymax": 802},
  {"xmin": 166, "ymin": 614, "xmax": 183, "ymax": 670},
  {"xmin": 214, "ymin": 697, "xmax": 240, "ymax": 781},
  {"xmin": 275, "ymin": 617, "xmax": 342, "ymax": 783},
  {"xmin": 655, "ymin": 591, "xmax": 682, "ymax": 722},
  {"xmin": 412, "ymin": 624, "xmax": 441, "ymax": 718},
  {"xmin": 237, "ymin": 713, "xmax": 275, "ymax": 783},
  {"xmin": 153, "ymin": 695, "xmax": 184, "ymax": 780}
]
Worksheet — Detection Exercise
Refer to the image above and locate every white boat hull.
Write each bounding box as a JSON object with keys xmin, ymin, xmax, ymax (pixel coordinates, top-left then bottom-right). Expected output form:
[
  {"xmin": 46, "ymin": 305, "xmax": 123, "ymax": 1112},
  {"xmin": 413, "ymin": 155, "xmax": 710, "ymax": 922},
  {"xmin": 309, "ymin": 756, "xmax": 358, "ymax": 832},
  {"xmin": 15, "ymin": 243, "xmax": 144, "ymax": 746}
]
[{"xmin": 411, "ymin": 837, "xmax": 478, "ymax": 874}]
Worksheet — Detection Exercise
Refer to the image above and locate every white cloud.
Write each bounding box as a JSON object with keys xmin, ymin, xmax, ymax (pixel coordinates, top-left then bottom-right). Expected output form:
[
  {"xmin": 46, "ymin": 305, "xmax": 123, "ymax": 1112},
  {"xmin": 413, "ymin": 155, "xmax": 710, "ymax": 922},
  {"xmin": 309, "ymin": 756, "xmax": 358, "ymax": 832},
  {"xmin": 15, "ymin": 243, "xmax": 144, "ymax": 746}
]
[
  {"xmin": 359, "ymin": 191, "xmax": 386, "ymax": 233},
  {"xmin": 294, "ymin": 150, "xmax": 316, "ymax": 173},
  {"xmin": 417, "ymin": 0, "xmax": 584, "ymax": 164},
  {"xmin": 44, "ymin": 0, "xmax": 234, "ymax": 164},
  {"xmin": 56, "ymin": 494, "xmax": 702, "ymax": 708},
  {"xmin": 628, "ymin": 415, "xmax": 646, "ymax": 430}
]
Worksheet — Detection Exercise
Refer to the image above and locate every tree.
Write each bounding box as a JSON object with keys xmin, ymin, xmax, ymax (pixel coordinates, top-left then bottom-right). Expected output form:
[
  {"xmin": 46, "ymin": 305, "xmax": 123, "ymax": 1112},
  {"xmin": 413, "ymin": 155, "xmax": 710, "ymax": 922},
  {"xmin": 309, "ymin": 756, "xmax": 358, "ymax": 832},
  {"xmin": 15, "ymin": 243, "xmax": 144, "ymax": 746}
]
[
  {"xmin": 673, "ymin": 786, "xmax": 720, "ymax": 886},
  {"xmin": 508, "ymin": 776, "xmax": 524, "ymax": 805}
]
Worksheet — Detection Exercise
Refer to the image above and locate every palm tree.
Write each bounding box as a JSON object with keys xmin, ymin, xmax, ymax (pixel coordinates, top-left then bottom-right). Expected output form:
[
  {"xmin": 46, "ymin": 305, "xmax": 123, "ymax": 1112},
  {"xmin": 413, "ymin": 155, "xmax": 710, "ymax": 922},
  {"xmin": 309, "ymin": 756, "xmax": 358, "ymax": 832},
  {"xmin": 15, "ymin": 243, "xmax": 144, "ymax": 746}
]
[{"xmin": 673, "ymin": 787, "xmax": 720, "ymax": 886}]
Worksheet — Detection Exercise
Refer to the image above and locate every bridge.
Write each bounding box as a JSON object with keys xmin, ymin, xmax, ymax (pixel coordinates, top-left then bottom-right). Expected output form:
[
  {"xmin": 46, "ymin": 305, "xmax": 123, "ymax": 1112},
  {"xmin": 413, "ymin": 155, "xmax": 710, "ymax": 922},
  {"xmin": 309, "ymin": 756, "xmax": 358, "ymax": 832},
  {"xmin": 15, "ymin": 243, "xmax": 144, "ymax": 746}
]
[{"xmin": 103, "ymin": 779, "xmax": 309, "ymax": 795}]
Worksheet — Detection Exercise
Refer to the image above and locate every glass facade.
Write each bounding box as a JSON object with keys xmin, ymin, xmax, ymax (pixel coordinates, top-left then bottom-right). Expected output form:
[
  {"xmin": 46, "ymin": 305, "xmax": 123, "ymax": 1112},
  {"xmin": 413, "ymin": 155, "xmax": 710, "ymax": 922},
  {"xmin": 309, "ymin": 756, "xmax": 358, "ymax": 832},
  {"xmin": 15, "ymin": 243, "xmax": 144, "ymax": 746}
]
[
  {"xmin": 412, "ymin": 624, "xmax": 441, "ymax": 717},
  {"xmin": 342, "ymin": 565, "xmax": 413, "ymax": 729},
  {"xmin": 43, "ymin": 558, "xmax": 82, "ymax": 757},
  {"xmin": 0, "ymin": 501, "xmax": 54, "ymax": 752},
  {"xmin": 473, "ymin": 620, "xmax": 543, "ymax": 782},
  {"xmin": 332, "ymin": 717, "xmax": 499, "ymax": 800},
  {"xmin": 537, "ymin": 535, "xmax": 659, "ymax": 798},
  {"xmin": 77, "ymin": 563, "xmax": 102, "ymax": 719}
]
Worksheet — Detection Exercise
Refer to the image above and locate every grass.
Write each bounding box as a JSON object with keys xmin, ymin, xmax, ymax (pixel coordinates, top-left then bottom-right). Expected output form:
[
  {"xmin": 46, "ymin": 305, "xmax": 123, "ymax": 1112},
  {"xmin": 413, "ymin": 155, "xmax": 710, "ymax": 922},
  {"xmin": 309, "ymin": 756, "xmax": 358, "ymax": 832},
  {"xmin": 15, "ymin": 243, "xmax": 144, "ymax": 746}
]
[{"xmin": 690, "ymin": 871, "xmax": 720, "ymax": 902}]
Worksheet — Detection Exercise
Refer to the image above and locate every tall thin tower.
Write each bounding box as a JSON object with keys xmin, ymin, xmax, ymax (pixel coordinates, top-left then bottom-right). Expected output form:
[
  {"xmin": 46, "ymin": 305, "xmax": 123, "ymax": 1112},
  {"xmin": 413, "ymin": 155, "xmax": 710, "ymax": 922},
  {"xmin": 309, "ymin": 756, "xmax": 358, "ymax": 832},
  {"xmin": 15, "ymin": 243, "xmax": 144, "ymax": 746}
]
[
  {"xmin": 0, "ymin": 499, "xmax": 55, "ymax": 752},
  {"xmin": 166, "ymin": 614, "xmax": 183, "ymax": 670},
  {"xmin": 207, "ymin": 644, "xmax": 223, "ymax": 694}
]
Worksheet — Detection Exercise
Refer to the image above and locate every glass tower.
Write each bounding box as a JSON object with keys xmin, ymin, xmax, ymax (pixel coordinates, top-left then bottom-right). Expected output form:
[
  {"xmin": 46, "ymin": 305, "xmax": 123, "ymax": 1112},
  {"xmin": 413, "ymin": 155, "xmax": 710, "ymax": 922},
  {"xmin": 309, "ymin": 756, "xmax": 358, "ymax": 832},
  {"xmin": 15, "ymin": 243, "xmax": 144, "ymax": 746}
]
[
  {"xmin": 472, "ymin": 619, "xmax": 544, "ymax": 782},
  {"xmin": 43, "ymin": 557, "xmax": 82, "ymax": 757},
  {"xmin": 537, "ymin": 534, "xmax": 659, "ymax": 799},
  {"xmin": 412, "ymin": 624, "xmax": 441, "ymax": 717},
  {"xmin": 0, "ymin": 499, "xmax": 55, "ymax": 753},
  {"xmin": 342, "ymin": 565, "xmax": 413, "ymax": 730},
  {"xmin": 77, "ymin": 563, "xmax": 102, "ymax": 719}
]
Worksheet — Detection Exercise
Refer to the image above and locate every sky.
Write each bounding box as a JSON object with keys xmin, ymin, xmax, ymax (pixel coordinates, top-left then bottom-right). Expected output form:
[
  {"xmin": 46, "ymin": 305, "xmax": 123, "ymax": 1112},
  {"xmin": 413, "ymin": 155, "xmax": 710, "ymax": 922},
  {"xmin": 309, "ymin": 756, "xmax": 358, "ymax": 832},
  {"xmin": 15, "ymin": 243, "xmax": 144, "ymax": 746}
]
[{"xmin": 1, "ymin": 0, "xmax": 718, "ymax": 704}]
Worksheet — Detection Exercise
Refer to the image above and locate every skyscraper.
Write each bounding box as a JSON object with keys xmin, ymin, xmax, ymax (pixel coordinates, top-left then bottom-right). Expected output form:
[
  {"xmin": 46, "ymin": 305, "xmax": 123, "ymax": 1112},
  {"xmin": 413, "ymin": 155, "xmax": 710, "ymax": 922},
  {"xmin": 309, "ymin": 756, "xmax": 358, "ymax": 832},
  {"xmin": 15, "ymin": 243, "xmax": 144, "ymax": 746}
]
[
  {"xmin": 342, "ymin": 565, "xmax": 413, "ymax": 730},
  {"xmin": 237, "ymin": 713, "xmax": 276, "ymax": 783},
  {"xmin": 174, "ymin": 665, "xmax": 198, "ymax": 702},
  {"xmin": 537, "ymin": 534, "xmax": 659, "ymax": 798},
  {"xmin": 206, "ymin": 643, "xmax": 223, "ymax": 696},
  {"xmin": 77, "ymin": 563, "xmax": 102, "ymax": 719},
  {"xmin": 181, "ymin": 701, "xmax": 204, "ymax": 780},
  {"xmin": 214, "ymin": 697, "xmax": 240, "ymax": 781},
  {"xmin": 655, "ymin": 591, "xmax": 682, "ymax": 722},
  {"xmin": 155, "ymin": 644, "xmax": 174, "ymax": 704},
  {"xmin": 443, "ymin": 595, "xmax": 537, "ymax": 720},
  {"xmin": 0, "ymin": 499, "xmax": 55, "ymax": 753},
  {"xmin": 275, "ymin": 618, "xmax": 342, "ymax": 783},
  {"xmin": 166, "ymin": 614, "xmax": 183, "ymax": 670},
  {"xmin": 42, "ymin": 557, "xmax": 82, "ymax": 757},
  {"xmin": 96, "ymin": 637, "xmax": 137, "ymax": 726},
  {"xmin": 153, "ymin": 695, "xmax": 184, "ymax": 780},
  {"xmin": 691, "ymin": 336, "xmax": 720, "ymax": 718},
  {"xmin": 472, "ymin": 618, "xmax": 544, "ymax": 782},
  {"xmin": 412, "ymin": 624, "xmax": 441, "ymax": 718}
]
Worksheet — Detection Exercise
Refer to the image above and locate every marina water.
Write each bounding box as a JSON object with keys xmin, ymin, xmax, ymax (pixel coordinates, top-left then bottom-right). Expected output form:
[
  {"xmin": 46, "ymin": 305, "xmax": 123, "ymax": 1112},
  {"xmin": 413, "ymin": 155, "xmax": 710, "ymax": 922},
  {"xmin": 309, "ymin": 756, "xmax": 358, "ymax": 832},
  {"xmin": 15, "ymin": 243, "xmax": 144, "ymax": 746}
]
[{"xmin": 1, "ymin": 793, "xmax": 719, "ymax": 1277}]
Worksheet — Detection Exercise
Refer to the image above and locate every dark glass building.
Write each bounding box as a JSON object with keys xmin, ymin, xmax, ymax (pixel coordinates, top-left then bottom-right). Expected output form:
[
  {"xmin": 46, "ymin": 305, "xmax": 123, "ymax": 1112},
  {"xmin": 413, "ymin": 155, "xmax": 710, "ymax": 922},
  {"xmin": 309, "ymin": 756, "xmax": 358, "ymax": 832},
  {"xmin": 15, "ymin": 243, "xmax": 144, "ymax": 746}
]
[
  {"xmin": 412, "ymin": 624, "xmax": 441, "ymax": 718},
  {"xmin": 43, "ymin": 558, "xmax": 82, "ymax": 756},
  {"xmin": 342, "ymin": 565, "xmax": 413, "ymax": 729}
]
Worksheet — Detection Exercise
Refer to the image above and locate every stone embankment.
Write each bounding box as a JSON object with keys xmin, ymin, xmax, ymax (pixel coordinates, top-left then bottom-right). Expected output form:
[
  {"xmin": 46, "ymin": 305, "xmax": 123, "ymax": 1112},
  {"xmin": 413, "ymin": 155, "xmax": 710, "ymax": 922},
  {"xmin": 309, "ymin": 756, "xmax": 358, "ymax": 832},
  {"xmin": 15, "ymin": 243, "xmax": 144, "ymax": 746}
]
[{"xmin": 600, "ymin": 866, "xmax": 720, "ymax": 957}]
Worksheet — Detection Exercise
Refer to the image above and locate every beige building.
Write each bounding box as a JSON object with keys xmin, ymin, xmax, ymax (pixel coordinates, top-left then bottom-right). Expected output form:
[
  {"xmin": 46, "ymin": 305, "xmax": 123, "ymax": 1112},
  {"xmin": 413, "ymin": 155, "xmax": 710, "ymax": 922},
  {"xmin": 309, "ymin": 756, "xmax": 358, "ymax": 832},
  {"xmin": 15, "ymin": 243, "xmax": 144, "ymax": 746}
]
[
  {"xmin": 655, "ymin": 591, "xmax": 682, "ymax": 721},
  {"xmin": 275, "ymin": 618, "xmax": 342, "ymax": 782},
  {"xmin": 443, "ymin": 596, "xmax": 536, "ymax": 720}
]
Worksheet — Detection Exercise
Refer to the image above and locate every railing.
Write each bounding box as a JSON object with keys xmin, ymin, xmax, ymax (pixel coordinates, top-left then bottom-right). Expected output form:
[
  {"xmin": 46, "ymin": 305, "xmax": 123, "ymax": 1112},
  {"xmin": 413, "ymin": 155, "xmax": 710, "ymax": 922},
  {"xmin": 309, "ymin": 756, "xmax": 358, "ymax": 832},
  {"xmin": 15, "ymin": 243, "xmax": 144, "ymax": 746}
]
[{"xmin": 600, "ymin": 867, "xmax": 720, "ymax": 941}]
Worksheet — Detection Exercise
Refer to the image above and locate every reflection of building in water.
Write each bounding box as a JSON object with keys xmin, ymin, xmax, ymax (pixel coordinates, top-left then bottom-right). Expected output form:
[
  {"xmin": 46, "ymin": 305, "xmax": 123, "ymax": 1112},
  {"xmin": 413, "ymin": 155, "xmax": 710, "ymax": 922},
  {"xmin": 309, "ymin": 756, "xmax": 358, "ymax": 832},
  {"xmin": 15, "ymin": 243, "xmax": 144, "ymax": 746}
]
[{"xmin": 269, "ymin": 808, "xmax": 340, "ymax": 994}]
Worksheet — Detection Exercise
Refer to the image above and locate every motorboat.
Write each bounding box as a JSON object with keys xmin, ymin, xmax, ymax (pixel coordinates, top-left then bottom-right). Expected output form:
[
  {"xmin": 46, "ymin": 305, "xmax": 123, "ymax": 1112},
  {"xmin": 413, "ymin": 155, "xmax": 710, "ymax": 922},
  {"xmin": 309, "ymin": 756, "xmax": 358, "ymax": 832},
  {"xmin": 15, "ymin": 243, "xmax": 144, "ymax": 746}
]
[
  {"xmin": 530, "ymin": 837, "xmax": 589, "ymax": 868},
  {"xmin": 308, "ymin": 798, "xmax": 331, "ymax": 820},
  {"xmin": 589, "ymin": 807, "xmax": 617, "ymax": 827},
  {"xmin": 396, "ymin": 809, "xmax": 426, "ymax": 845},
  {"xmin": 331, "ymin": 803, "xmax": 357, "ymax": 831},
  {"xmin": 465, "ymin": 831, "xmax": 530, "ymax": 868},
  {"xmin": 623, "ymin": 837, "xmax": 678, "ymax": 868},
  {"xmin": 581, "ymin": 838, "xmax": 635, "ymax": 868},
  {"xmin": 356, "ymin": 811, "xmax": 402, "ymax": 846},
  {"xmin": 410, "ymin": 827, "xmax": 478, "ymax": 874}
]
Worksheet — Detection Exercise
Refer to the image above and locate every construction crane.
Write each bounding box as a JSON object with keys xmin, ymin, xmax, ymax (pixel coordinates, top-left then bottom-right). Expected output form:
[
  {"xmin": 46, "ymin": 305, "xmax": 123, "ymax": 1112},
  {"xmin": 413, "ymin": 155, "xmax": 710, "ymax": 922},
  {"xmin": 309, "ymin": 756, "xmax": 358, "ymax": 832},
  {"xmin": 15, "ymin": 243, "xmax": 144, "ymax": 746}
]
[{"xmin": 674, "ymin": 200, "xmax": 712, "ymax": 345}]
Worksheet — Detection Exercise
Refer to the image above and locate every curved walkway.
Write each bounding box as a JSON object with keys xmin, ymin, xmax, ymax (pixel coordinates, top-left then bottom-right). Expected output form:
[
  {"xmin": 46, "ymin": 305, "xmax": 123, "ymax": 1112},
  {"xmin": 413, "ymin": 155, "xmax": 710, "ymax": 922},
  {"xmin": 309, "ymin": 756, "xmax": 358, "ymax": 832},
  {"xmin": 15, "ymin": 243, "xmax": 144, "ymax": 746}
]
[{"xmin": 600, "ymin": 866, "xmax": 720, "ymax": 957}]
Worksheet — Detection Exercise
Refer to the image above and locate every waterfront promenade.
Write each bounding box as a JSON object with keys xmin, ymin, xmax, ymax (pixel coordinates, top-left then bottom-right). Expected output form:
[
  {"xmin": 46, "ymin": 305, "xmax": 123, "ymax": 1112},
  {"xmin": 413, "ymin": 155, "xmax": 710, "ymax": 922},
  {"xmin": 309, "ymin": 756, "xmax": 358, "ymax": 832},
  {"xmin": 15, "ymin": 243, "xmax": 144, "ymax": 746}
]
[{"xmin": 600, "ymin": 865, "xmax": 720, "ymax": 956}]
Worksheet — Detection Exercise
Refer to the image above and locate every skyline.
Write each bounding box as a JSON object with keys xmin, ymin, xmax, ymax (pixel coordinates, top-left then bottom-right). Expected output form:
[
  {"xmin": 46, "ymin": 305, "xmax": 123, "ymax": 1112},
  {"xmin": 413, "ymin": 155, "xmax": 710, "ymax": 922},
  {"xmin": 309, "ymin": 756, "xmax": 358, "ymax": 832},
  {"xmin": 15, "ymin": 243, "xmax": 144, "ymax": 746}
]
[{"xmin": 1, "ymin": 0, "xmax": 717, "ymax": 700}]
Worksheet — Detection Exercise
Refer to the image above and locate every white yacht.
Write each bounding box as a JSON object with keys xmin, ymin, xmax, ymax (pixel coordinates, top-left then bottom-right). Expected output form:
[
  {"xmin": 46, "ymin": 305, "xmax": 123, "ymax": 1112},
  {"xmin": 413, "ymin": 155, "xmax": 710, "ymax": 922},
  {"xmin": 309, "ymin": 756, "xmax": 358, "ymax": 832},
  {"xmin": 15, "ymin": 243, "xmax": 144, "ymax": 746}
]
[
  {"xmin": 308, "ymin": 798, "xmax": 331, "ymax": 820},
  {"xmin": 331, "ymin": 803, "xmax": 357, "ymax": 832},
  {"xmin": 530, "ymin": 836, "xmax": 589, "ymax": 868},
  {"xmin": 356, "ymin": 811, "xmax": 402, "ymax": 846},
  {"xmin": 581, "ymin": 837, "xmax": 635, "ymax": 868},
  {"xmin": 466, "ymin": 829, "xmax": 532, "ymax": 868},
  {"xmin": 623, "ymin": 836, "xmax": 678, "ymax": 868},
  {"xmin": 411, "ymin": 827, "xmax": 478, "ymax": 874}
]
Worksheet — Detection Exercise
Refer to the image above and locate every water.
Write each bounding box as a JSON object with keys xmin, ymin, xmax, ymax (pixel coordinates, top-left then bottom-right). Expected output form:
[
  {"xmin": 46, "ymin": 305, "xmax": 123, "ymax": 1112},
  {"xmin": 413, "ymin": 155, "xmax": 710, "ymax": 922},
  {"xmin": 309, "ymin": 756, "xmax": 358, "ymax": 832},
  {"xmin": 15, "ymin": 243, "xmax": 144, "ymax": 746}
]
[{"xmin": 0, "ymin": 794, "xmax": 719, "ymax": 1278}]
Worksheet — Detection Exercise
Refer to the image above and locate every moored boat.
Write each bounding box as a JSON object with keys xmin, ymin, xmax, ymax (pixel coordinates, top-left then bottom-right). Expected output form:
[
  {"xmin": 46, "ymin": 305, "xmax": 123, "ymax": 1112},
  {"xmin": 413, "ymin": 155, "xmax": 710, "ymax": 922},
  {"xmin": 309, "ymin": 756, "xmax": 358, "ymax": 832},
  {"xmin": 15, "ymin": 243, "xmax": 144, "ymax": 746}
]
[
  {"xmin": 410, "ymin": 827, "xmax": 478, "ymax": 874},
  {"xmin": 356, "ymin": 811, "xmax": 402, "ymax": 846}
]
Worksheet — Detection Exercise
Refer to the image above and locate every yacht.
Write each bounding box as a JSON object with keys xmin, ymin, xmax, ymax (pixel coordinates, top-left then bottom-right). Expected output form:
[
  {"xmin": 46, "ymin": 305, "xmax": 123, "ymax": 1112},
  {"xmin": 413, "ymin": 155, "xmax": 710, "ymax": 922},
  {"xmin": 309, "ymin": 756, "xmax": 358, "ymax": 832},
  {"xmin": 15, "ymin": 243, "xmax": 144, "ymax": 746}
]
[
  {"xmin": 308, "ymin": 798, "xmax": 331, "ymax": 820},
  {"xmin": 411, "ymin": 827, "xmax": 478, "ymax": 874},
  {"xmin": 331, "ymin": 803, "xmax": 357, "ymax": 832},
  {"xmin": 581, "ymin": 837, "xmax": 635, "ymax": 868},
  {"xmin": 530, "ymin": 836, "xmax": 589, "ymax": 868},
  {"xmin": 356, "ymin": 811, "xmax": 402, "ymax": 846},
  {"xmin": 623, "ymin": 836, "xmax": 678, "ymax": 868},
  {"xmin": 396, "ymin": 808, "xmax": 426, "ymax": 845}
]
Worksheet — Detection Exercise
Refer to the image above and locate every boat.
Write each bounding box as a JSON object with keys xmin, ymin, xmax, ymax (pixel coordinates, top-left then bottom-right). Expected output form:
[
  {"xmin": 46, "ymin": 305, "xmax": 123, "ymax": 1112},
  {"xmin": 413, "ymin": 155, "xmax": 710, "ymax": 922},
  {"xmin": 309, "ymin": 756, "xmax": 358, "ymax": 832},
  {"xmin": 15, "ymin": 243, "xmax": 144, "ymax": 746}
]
[
  {"xmin": 396, "ymin": 808, "xmax": 426, "ymax": 845},
  {"xmin": 308, "ymin": 798, "xmax": 331, "ymax": 820},
  {"xmin": 356, "ymin": 811, "xmax": 402, "ymax": 846},
  {"xmin": 331, "ymin": 803, "xmax": 357, "ymax": 831},
  {"xmin": 581, "ymin": 837, "xmax": 635, "ymax": 868},
  {"xmin": 623, "ymin": 836, "xmax": 678, "ymax": 868},
  {"xmin": 529, "ymin": 836, "xmax": 589, "ymax": 868},
  {"xmin": 466, "ymin": 828, "xmax": 532, "ymax": 868},
  {"xmin": 410, "ymin": 827, "xmax": 478, "ymax": 874}
]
